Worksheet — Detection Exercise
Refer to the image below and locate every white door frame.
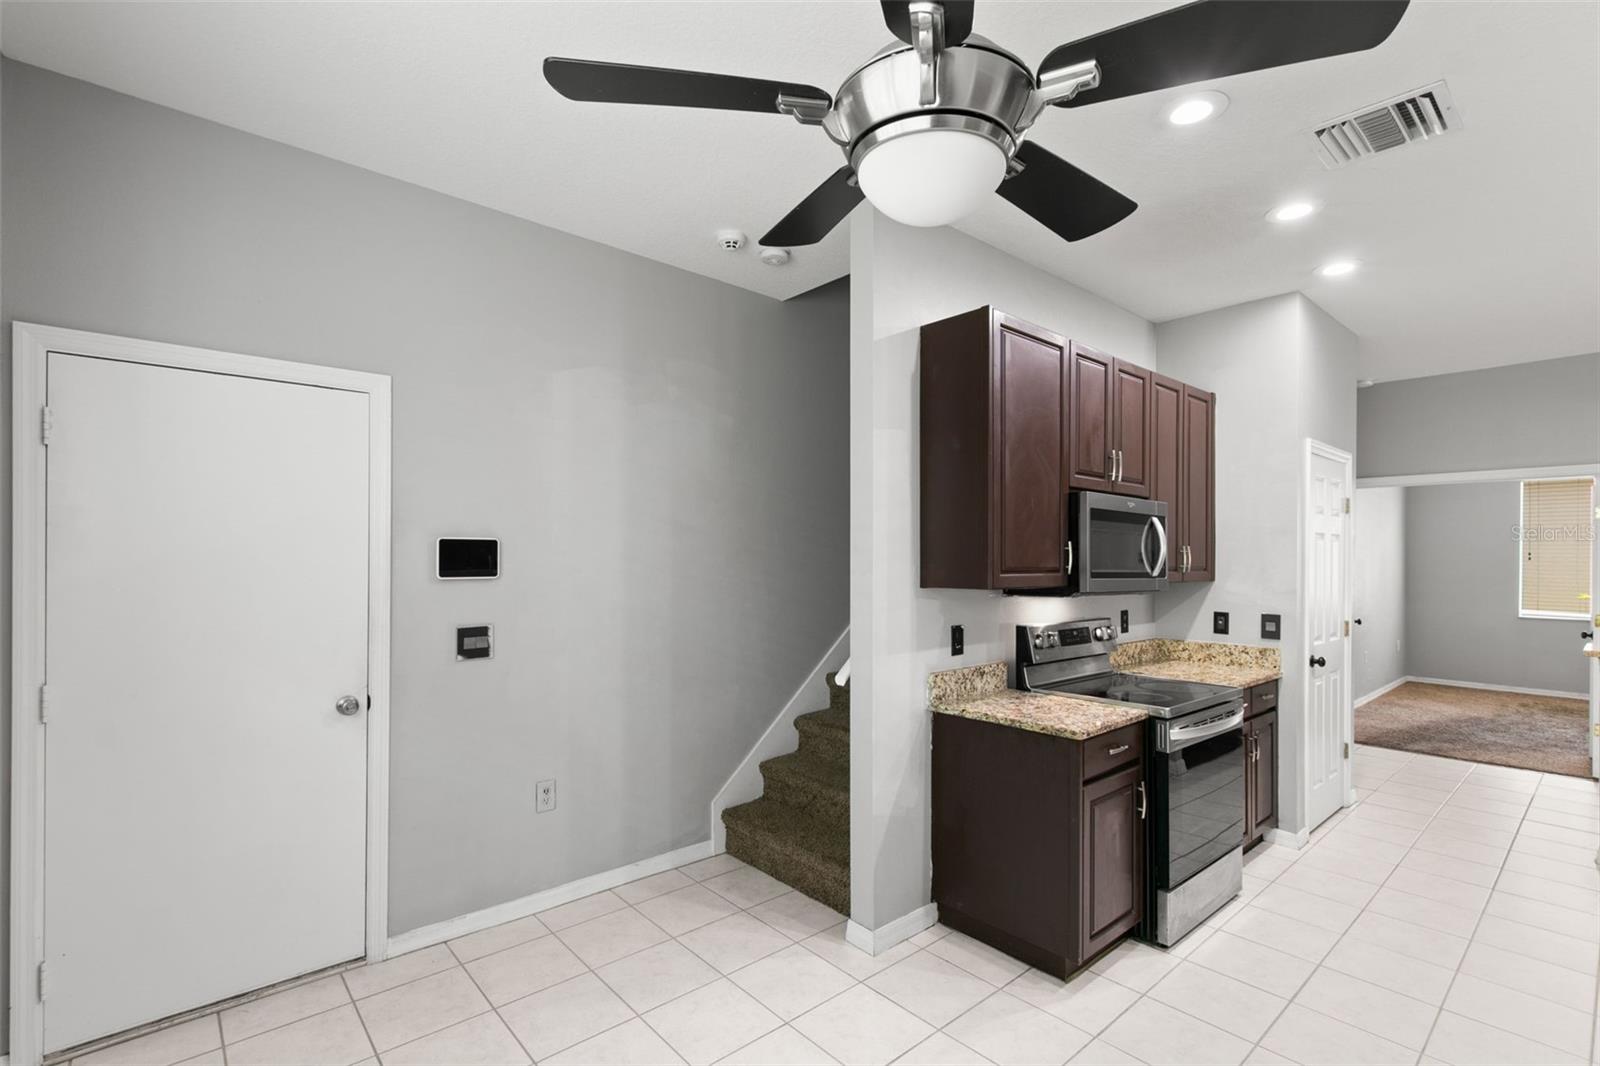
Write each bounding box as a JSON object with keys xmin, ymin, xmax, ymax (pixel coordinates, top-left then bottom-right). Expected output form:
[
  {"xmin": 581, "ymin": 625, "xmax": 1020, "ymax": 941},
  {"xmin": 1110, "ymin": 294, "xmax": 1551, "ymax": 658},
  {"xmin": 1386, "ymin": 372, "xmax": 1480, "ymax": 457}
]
[
  {"xmin": 1302, "ymin": 438, "xmax": 1355, "ymax": 822},
  {"xmin": 11, "ymin": 322, "xmax": 392, "ymax": 1065}
]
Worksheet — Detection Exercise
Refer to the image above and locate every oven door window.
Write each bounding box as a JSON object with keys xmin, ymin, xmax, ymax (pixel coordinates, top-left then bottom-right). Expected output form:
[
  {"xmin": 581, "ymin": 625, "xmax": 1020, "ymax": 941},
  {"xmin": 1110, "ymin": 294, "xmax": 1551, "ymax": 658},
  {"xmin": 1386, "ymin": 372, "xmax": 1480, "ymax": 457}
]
[
  {"xmin": 1088, "ymin": 509, "xmax": 1159, "ymax": 579},
  {"xmin": 1160, "ymin": 728, "xmax": 1246, "ymax": 888}
]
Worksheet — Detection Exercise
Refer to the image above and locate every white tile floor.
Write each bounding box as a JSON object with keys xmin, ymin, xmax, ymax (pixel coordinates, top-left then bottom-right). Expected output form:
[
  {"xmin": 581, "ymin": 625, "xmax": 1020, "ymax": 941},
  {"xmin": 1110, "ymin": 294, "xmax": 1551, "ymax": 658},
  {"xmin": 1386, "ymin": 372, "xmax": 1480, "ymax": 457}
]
[{"xmin": 67, "ymin": 746, "xmax": 1600, "ymax": 1065}]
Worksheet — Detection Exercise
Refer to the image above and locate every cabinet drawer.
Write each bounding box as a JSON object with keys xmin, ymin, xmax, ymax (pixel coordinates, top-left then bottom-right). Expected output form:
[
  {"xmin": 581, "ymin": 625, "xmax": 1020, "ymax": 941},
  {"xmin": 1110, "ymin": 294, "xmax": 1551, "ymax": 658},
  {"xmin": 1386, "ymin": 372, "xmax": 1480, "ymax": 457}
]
[
  {"xmin": 1082, "ymin": 723, "xmax": 1143, "ymax": 781},
  {"xmin": 1247, "ymin": 682, "xmax": 1278, "ymax": 717}
]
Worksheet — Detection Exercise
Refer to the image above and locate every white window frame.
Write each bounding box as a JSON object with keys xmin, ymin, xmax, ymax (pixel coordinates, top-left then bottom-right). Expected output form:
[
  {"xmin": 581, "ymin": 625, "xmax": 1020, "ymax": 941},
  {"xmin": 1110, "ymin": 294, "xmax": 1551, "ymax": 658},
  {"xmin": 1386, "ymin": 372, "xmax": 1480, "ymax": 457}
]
[{"xmin": 1516, "ymin": 476, "xmax": 1595, "ymax": 622}]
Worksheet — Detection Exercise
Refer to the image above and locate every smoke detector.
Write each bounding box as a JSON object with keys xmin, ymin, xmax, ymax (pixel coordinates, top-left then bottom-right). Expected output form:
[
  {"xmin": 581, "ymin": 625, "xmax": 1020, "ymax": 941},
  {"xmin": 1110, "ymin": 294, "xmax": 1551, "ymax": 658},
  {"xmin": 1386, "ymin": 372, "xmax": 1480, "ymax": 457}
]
[
  {"xmin": 715, "ymin": 229, "xmax": 747, "ymax": 252},
  {"xmin": 759, "ymin": 248, "xmax": 791, "ymax": 267},
  {"xmin": 1311, "ymin": 80, "xmax": 1458, "ymax": 169}
]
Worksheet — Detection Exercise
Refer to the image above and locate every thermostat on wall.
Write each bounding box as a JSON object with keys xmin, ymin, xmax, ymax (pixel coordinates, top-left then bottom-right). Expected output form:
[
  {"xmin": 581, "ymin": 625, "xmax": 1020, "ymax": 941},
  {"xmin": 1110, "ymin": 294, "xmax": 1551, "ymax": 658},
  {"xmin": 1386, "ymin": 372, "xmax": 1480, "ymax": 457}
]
[{"xmin": 437, "ymin": 537, "xmax": 499, "ymax": 580}]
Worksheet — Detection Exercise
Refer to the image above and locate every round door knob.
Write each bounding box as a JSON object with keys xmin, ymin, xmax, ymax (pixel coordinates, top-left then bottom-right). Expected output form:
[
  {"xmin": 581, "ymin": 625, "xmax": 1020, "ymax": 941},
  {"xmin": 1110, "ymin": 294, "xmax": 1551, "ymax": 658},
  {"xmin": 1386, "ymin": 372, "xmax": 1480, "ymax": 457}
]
[
  {"xmin": 1309, "ymin": 656, "xmax": 1327, "ymax": 668},
  {"xmin": 335, "ymin": 695, "xmax": 363, "ymax": 716}
]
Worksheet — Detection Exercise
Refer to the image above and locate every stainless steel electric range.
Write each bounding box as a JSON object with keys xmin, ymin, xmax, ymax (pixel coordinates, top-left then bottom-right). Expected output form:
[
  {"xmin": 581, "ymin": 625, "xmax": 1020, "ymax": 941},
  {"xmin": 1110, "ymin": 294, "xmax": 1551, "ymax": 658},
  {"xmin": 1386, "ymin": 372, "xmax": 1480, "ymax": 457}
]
[{"xmin": 1017, "ymin": 618, "xmax": 1246, "ymax": 946}]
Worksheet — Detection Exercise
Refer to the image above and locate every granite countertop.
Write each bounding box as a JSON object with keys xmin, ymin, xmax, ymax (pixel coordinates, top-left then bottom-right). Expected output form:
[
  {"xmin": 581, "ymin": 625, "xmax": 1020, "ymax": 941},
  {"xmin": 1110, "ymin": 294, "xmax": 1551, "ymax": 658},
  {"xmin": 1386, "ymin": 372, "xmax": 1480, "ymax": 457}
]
[
  {"xmin": 1111, "ymin": 638, "xmax": 1282, "ymax": 689},
  {"xmin": 1587, "ymin": 642, "xmax": 1599, "ymax": 660},
  {"xmin": 927, "ymin": 661, "xmax": 1147, "ymax": 741}
]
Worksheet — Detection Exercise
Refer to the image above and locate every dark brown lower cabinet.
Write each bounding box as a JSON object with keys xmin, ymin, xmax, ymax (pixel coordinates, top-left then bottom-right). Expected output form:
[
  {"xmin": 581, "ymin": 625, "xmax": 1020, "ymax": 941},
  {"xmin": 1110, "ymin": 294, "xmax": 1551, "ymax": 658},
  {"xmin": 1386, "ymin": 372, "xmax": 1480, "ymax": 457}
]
[
  {"xmin": 1243, "ymin": 681, "xmax": 1280, "ymax": 850},
  {"xmin": 932, "ymin": 715, "xmax": 1146, "ymax": 978}
]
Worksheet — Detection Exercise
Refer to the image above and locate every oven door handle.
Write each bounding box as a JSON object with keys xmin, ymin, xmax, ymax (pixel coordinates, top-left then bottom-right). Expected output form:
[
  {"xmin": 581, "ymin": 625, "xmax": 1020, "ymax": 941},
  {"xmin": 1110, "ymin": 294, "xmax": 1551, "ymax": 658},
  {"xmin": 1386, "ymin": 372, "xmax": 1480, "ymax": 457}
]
[{"xmin": 1166, "ymin": 705, "xmax": 1245, "ymax": 747}]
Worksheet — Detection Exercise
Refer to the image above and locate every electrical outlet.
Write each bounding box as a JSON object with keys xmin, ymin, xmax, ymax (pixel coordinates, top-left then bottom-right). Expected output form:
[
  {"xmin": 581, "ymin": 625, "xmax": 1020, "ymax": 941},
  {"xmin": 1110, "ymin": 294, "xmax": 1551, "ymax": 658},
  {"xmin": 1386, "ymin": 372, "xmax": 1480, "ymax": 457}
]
[
  {"xmin": 536, "ymin": 779, "xmax": 556, "ymax": 814},
  {"xmin": 1120, "ymin": 610, "xmax": 1129, "ymax": 634},
  {"xmin": 951, "ymin": 625, "xmax": 964, "ymax": 656},
  {"xmin": 1213, "ymin": 611, "xmax": 1230, "ymax": 635}
]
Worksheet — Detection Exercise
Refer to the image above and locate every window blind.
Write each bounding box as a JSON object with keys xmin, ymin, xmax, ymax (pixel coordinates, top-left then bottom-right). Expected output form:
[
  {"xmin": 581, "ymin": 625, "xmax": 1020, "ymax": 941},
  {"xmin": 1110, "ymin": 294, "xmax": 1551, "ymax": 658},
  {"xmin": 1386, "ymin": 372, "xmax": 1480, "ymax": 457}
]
[{"xmin": 1520, "ymin": 477, "xmax": 1595, "ymax": 618}]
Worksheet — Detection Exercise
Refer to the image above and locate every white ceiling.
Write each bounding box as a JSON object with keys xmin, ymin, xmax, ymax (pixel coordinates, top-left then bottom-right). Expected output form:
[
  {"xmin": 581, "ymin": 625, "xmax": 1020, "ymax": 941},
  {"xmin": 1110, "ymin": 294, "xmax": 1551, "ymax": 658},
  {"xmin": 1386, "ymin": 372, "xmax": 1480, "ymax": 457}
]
[{"xmin": 4, "ymin": 0, "xmax": 1597, "ymax": 381}]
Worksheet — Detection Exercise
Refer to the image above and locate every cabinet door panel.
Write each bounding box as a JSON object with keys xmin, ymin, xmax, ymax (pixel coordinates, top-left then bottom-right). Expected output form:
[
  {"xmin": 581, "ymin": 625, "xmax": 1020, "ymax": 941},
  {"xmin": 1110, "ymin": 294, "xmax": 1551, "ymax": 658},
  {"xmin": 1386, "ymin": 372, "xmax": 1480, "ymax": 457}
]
[
  {"xmin": 1111, "ymin": 360, "xmax": 1153, "ymax": 497},
  {"xmin": 1180, "ymin": 386, "xmax": 1216, "ymax": 580},
  {"xmin": 1082, "ymin": 764, "xmax": 1144, "ymax": 957},
  {"xmin": 1253, "ymin": 712, "xmax": 1278, "ymax": 838},
  {"xmin": 1067, "ymin": 343, "xmax": 1114, "ymax": 491},
  {"xmin": 1151, "ymin": 374, "xmax": 1184, "ymax": 581},
  {"xmin": 993, "ymin": 318, "xmax": 1066, "ymax": 585}
]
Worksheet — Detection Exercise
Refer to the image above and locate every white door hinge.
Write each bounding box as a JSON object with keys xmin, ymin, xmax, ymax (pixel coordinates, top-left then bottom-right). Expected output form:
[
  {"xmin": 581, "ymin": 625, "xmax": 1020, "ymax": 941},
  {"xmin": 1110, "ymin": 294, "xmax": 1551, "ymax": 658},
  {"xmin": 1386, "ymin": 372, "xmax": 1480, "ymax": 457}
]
[
  {"xmin": 41, "ymin": 406, "xmax": 54, "ymax": 445},
  {"xmin": 39, "ymin": 684, "xmax": 50, "ymax": 724},
  {"xmin": 1591, "ymin": 723, "xmax": 1600, "ymax": 738},
  {"xmin": 1343, "ymin": 742, "xmax": 1351, "ymax": 759},
  {"xmin": 37, "ymin": 961, "xmax": 47, "ymax": 1002},
  {"xmin": 1344, "ymin": 620, "xmax": 1351, "ymax": 637},
  {"xmin": 1343, "ymin": 496, "xmax": 1351, "ymax": 514}
]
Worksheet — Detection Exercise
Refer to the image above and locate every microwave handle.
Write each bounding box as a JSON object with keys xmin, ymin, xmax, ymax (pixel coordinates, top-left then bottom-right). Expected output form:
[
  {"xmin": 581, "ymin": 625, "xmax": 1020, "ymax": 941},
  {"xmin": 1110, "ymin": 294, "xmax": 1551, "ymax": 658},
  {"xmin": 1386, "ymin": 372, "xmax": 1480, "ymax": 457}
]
[{"xmin": 1143, "ymin": 515, "xmax": 1168, "ymax": 577}]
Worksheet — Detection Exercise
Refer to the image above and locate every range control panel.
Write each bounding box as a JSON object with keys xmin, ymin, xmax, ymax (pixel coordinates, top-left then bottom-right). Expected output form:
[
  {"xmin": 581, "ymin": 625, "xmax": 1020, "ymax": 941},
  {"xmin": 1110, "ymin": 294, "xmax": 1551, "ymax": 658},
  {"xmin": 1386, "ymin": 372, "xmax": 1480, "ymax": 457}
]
[{"xmin": 1017, "ymin": 618, "xmax": 1117, "ymax": 666}]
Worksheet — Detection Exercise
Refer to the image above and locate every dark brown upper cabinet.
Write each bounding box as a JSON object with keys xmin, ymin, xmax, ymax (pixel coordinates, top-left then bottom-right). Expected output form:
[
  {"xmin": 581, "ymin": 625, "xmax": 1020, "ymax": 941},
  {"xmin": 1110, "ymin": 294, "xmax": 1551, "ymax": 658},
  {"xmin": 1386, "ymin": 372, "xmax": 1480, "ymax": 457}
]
[
  {"xmin": 920, "ymin": 307, "xmax": 1068, "ymax": 590},
  {"xmin": 1151, "ymin": 375, "xmax": 1215, "ymax": 582},
  {"xmin": 1067, "ymin": 343, "xmax": 1151, "ymax": 499},
  {"xmin": 1179, "ymin": 385, "xmax": 1215, "ymax": 580}
]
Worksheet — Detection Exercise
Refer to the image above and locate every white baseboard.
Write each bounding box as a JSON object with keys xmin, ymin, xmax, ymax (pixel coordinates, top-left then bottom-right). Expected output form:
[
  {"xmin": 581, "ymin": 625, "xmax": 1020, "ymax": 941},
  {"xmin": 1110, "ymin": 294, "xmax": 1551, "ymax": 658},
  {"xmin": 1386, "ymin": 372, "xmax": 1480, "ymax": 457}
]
[
  {"xmin": 1406, "ymin": 676, "xmax": 1587, "ymax": 701},
  {"xmin": 386, "ymin": 839, "xmax": 712, "ymax": 957},
  {"xmin": 1263, "ymin": 827, "xmax": 1310, "ymax": 850},
  {"xmin": 845, "ymin": 903, "xmax": 937, "ymax": 956},
  {"xmin": 1354, "ymin": 676, "xmax": 1409, "ymax": 708},
  {"xmin": 710, "ymin": 627, "xmax": 849, "ymax": 852}
]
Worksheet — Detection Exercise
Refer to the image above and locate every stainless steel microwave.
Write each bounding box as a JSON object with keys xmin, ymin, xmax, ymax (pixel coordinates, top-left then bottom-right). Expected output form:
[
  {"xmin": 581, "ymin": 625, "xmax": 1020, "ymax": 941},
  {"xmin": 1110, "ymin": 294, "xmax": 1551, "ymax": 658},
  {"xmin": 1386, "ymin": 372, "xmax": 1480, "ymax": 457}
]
[{"xmin": 1066, "ymin": 491, "xmax": 1169, "ymax": 594}]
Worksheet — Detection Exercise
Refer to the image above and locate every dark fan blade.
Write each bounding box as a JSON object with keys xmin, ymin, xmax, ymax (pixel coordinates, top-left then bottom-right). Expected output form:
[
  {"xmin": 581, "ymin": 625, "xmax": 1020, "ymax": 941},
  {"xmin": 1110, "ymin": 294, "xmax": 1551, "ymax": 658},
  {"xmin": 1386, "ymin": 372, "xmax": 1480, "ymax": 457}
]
[
  {"xmin": 880, "ymin": 1, "xmax": 976, "ymax": 46},
  {"xmin": 1040, "ymin": 0, "xmax": 1409, "ymax": 108},
  {"xmin": 543, "ymin": 58, "xmax": 830, "ymax": 114},
  {"xmin": 761, "ymin": 167, "xmax": 864, "ymax": 246},
  {"xmin": 997, "ymin": 141, "xmax": 1137, "ymax": 242}
]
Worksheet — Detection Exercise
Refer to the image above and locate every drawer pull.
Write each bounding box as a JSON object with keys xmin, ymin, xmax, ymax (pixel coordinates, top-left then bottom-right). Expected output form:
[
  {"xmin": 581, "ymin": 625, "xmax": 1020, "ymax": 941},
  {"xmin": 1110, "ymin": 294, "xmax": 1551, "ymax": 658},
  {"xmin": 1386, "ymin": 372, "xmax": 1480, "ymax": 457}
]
[{"xmin": 1107, "ymin": 744, "xmax": 1130, "ymax": 756}]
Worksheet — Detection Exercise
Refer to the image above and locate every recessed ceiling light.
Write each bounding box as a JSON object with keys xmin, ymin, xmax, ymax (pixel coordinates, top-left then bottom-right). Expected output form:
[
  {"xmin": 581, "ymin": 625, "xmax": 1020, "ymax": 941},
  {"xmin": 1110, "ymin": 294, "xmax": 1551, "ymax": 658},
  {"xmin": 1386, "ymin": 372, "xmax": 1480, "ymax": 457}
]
[
  {"xmin": 1318, "ymin": 259, "xmax": 1359, "ymax": 278},
  {"xmin": 1167, "ymin": 91, "xmax": 1229, "ymax": 126},
  {"xmin": 1268, "ymin": 201, "xmax": 1318, "ymax": 223}
]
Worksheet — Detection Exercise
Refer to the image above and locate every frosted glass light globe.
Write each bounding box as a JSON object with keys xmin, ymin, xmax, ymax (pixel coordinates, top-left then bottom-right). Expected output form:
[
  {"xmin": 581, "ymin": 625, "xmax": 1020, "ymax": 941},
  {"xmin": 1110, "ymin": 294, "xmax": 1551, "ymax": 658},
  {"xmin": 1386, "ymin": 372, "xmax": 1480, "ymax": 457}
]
[{"xmin": 856, "ymin": 129, "xmax": 1007, "ymax": 228}]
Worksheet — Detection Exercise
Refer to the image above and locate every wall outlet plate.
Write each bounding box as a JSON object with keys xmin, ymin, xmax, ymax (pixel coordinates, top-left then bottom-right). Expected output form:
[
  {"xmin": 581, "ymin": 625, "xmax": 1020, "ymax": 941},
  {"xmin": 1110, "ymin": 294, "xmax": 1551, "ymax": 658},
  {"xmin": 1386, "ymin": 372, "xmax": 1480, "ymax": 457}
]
[
  {"xmin": 1213, "ymin": 611, "xmax": 1229, "ymax": 635},
  {"xmin": 1120, "ymin": 610, "xmax": 1129, "ymax": 634},
  {"xmin": 536, "ymin": 779, "xmax": 556, "ymax": 813},
  {"xmin": 951, "ymin": 624, "xmax": 964, "ymax": 656},
  {"xmin": 1261, "ymin": 614, "xmax": 1282, "ymax": 640},
  {"xmin": 456, "ymin": 624, "xmax": 493, "ymax": 661}
]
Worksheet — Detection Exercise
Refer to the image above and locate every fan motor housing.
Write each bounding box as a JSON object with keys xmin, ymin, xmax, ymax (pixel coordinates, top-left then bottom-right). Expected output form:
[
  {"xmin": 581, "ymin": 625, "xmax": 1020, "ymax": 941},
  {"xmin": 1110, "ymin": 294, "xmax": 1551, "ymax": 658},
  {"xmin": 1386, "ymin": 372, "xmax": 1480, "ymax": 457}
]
[{"xmin": 823, "ymin": 37, "xmax": 1036, "ymax": 169}]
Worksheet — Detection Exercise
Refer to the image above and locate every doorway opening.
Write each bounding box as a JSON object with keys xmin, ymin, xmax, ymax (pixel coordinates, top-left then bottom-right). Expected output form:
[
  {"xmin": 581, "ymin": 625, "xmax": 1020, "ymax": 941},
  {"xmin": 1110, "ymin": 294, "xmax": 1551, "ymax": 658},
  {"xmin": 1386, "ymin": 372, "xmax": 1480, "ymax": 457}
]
[{"xmin": 1351, "ymin": 467, "xmax": 1599, "ymax": 779}]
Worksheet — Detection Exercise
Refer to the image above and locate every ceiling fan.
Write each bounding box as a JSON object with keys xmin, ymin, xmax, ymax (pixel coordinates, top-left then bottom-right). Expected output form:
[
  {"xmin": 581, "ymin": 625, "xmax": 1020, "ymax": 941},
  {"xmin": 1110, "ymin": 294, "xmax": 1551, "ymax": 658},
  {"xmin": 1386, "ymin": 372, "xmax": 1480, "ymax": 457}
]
[{"xmin": 544, "ymin": 0, "xmax": 1410, "ymax": 248}]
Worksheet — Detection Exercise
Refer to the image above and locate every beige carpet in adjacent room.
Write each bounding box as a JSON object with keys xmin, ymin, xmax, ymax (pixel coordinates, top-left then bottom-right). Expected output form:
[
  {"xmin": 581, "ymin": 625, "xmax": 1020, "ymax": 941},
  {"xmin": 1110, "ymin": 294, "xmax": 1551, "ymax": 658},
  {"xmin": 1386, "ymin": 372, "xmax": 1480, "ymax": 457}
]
[{"xmin": 1356, "ymin": 681, "xmax": 1592, "ymax": 777}]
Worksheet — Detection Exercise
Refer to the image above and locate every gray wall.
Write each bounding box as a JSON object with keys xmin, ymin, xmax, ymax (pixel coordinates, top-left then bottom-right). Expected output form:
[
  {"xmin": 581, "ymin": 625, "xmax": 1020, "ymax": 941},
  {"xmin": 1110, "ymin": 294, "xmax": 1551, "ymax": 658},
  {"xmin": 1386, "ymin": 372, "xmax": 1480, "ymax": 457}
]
[
  {"xmin": 848, "ymin": 211, "xmax": 1159, "ymax": 931},
  {"xmin": 1, "ymin": 56, "xmax": 850, "ymax": 999},
  {"xmin": 1156, "ymin": 293, "xmax": 1360, "ymax": 833},
  {"xmin": 1358, "ymin": 353, "xmax": 1600, "ymax": 478},
  {"xmin": 1405, "ymin": 482, "xmax": 1591, "ymax": 695},
  {"xmin": 1353, "ymin": 487, "xmax": 1406, "ymax": 699}
]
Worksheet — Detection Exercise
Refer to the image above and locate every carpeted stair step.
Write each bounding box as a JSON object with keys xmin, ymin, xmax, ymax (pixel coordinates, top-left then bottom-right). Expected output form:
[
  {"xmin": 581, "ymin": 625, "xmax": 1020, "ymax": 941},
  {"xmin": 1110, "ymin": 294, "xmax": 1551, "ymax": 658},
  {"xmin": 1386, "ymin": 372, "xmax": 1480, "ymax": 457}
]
[
  {"xmin": 795, "ymin": 707, "xmax": 849, "ymax": 767},
  {"xmin": 759, "ymin": 751, "xmax": 849, "ymax": 825},
  {"xmin": 722, "ymin": 797, "xmax": 849, "ymax": 914}
]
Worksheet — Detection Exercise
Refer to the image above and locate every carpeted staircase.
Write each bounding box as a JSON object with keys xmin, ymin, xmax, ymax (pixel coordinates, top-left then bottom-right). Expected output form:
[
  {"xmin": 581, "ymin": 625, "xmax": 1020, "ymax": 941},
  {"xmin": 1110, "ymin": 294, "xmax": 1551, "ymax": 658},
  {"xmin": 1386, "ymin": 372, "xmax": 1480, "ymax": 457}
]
[{"xmin": 721, "ymin": 671, "xmax": 850, "ymax": 914}]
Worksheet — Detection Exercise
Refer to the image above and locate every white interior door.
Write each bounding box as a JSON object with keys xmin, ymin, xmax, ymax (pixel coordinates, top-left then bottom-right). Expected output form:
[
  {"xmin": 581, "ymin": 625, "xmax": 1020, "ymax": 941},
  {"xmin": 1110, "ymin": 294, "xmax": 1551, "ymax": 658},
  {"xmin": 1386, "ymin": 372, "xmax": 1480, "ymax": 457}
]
[
  {"xmin": 44, "ymin": 353, "xmax": 371, "ymax": 1052},
  {"xmin": 1306, "ymin": 444, "xmax": 1352, "ymax": 830}
]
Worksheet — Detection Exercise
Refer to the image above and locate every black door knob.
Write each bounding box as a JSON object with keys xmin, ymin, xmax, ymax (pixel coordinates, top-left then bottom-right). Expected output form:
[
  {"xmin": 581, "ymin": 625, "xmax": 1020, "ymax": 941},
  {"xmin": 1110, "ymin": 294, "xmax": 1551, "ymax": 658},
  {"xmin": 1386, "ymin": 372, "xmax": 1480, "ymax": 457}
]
[
  {"xmin": 1310, "ymin": 655, "xmax": 1327, "ymax": 668},
  {"xmin": 1353, "ymin": 618, "xmax": 1363, "ymax": 625},
  {"xmin": 1583, "ymin": 631, "xmax": 1595, "ymax": 640}
]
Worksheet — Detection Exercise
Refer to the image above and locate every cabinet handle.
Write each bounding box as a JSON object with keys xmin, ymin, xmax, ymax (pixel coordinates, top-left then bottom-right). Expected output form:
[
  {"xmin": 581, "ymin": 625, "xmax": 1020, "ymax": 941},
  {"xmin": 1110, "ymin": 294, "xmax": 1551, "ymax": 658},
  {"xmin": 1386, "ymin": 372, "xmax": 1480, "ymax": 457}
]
[
  {"xmin": 1116, "ymin": 449, "xmax": 1123, "ymax": 482},
  {"xmin": 1107, "ymin": 744, "xmax": 1130, "ymax": 756},
  {"xmin": 1064, "ymin": 541, "xmax": 1074, "ymax": 575},
  {"xmin": 1136, "ymin": 781, "xmax": 1147, "ymax": 820}
]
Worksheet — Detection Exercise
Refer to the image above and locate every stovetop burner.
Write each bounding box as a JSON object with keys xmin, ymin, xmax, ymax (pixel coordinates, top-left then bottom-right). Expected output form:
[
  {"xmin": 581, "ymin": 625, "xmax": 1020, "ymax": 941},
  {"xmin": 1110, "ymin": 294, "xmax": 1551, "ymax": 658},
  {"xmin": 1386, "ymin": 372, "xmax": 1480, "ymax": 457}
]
[
  {"xmin": 1015, "ymin": 618, "xmax": 1243, "ymax": 718},
  {"xmin": 1035, "ymin": 671, "xmax": 1240, "ymax": 717}
]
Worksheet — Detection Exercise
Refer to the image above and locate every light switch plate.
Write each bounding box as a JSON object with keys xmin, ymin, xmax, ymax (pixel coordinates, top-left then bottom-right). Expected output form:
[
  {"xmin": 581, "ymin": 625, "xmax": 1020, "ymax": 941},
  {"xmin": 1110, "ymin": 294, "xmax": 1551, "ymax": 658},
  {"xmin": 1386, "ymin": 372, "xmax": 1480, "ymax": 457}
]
[{"xmin": 1261, "ymin": 614, "xmax": 1281, "ymax": 640}]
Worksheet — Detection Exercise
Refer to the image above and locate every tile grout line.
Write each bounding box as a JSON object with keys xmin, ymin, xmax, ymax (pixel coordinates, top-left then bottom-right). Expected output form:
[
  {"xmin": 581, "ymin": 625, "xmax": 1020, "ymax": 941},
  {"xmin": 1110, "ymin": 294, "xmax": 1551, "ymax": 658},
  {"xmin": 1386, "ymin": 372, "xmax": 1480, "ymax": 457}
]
[{"xmin": 1411, "ymin": 758, "xmax": 1586, "ymax": 1063}]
